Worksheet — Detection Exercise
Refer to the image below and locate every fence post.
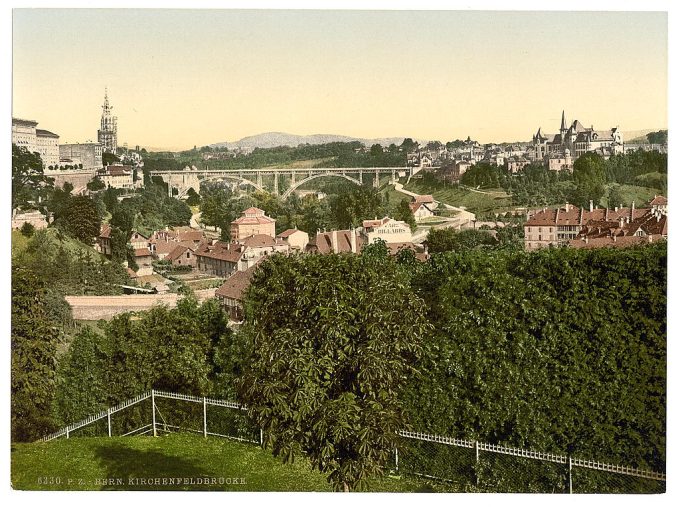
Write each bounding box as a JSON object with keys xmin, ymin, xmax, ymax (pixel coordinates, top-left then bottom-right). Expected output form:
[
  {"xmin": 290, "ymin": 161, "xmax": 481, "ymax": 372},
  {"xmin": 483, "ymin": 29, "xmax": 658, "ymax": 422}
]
[
  {"xmin": 151, "ymin": 389, "xmax": 157, "ymax": 437},
  {"xmin": 203, "ymin": 397, "xmax": 207, "ymax": 438},
  {"xmin": 66, "ymin": 427, "xmax": 70, "ymax": 439},
  {"xmin": 474, "ymin": 440, "xmax": 479, "ymax": 486},
  {"xmin": 395, "ymin": 447, "xmax": 399, "ymax": 472},
  {"xmin": 107, "ymin": 409, "xmax": 112, "ymax": 437},
  {"xmin": 568, "ymin": 456, "xmax": 573, "ymax": 494}
]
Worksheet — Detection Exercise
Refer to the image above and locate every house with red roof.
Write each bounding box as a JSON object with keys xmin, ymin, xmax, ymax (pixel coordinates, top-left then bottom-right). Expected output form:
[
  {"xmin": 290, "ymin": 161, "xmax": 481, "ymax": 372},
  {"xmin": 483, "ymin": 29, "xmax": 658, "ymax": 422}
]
[
  {"xmin": 524, "ymin": 196, "xmax": 667, "ymax": 251},
  {"xmin": 230, "ymin": 207, "xmax": 276, "ymax": 240},
  {"xmin": 215, "ymin": 264, "xmax": 260, "ymax": 322}
]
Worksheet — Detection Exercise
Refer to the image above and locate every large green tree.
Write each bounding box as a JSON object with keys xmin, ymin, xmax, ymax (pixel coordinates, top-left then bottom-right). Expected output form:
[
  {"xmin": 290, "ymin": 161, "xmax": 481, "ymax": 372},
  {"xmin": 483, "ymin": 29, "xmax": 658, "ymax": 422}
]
[
  {"xmin": 11, "ymin": 265, "xmax": 61, "ymax": 441},
  {"xmin": 61, "ymin": 196, "xmax": 102, "ymax": 245},
  {"xmin": 12, "ymin": 144, "xmax": 53, "ymax": 210},
  {"xmin": 426, "ymin": 227, "xmax": 497, "ymax": 253},
  {"xmin": 572, "ymin": 152, "xmax": 606, "ymax": 207},
  {"xmin": 237, "ymin": 250, "xmax": 431, "ymax": 491}
]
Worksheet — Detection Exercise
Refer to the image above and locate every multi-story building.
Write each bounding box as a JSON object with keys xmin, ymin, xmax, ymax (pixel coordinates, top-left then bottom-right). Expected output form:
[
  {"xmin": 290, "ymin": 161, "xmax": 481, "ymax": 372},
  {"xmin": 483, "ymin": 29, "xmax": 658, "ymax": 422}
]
[
  {"xmin": 524, "ymin": 197, "xmax": 667, "ymax": 251},
  {"xmin": 230, "ymin": 207, "xmax": 276, "ymax": 240},
  {"xmin": 12, "ymin": 118, "xmax": 60, "ymax": 168},
  {"xmin": 97, "ymin": 88, "xmax": 118, "ymax": 154},
  {"xmin": 59, "ymin": 142, "xmax": 103, "ymax": 170},
  {"xmin": 96, "ymin": 164, "xmax": 133, "ymax": 189},
  {"xmin": 530, "ymin": 111, "xmax": 623, "ymax": 166},
  {"xmin": 362, "ymin": 217, "xmax": 413, "ymax": 244}
]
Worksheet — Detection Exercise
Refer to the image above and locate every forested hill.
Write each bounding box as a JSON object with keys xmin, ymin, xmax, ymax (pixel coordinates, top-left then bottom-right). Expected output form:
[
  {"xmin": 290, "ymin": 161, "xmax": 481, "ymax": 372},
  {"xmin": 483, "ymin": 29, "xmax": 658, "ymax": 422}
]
[{"xmin": 209, "ymin": 132, "xmax": 407, "ymax": 150}]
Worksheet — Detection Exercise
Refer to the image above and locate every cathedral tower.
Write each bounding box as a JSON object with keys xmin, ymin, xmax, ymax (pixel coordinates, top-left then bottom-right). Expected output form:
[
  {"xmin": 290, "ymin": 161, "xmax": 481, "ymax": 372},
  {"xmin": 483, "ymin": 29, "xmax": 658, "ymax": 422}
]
[{"xmin": 97, "ymin": 87, "xmax": 118, "ymax": 154}]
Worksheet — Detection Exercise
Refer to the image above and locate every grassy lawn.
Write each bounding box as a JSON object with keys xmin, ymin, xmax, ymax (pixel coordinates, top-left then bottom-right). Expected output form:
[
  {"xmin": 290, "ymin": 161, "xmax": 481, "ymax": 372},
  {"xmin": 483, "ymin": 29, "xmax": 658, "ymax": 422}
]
[
  {"xmin": 404, "ymin": 181, "xmax": 513, "ymax": 214},
  {"xmin": 601, "ymin": 183, "xmax": 663, "ymax": 208},
  {"xmin": 11, "ymin": 433, "xmax": 457, "ymax": 492}
]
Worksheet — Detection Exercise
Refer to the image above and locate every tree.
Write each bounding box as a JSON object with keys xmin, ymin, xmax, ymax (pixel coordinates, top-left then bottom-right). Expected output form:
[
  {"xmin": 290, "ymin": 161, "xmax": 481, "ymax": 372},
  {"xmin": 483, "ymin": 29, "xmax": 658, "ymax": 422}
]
[
  {"xmin": 393, "ymin": 198, "xmax": 417, "ymax": 231},
  {"xmin": 186, "ymin": 187, "xmax": 201, "ymax": 206},
  {"xmin": 572, "ymin": 152, "xmax": 606, "ymax": 207},
  {"xmin": 20, "ymin": 222, "xmax": 35, "ymax": 237},
  {"xmin": 607, "ymin": 185, "xmax": 625, "ymax": 209},
  {"xmin": 238, "ymin": 253, "xmax": 431, "ymax": 491},
  {"xmin": 102, "ymin": 152, "xmax": 120, "ymax": 166},
  {"xmin": 12, "ymin": 144, "xmax": 53, "ymax": 210},
  {"xmin": 426, "ymin": 227, "xmax": 497, "ymax": 253},
  {"xmin": 61, "ymin": 196, "xmax": 102, "ymax": 245},
  {"xmin": 400, "ymin": 138, "xmax": 419, "ymax": 153},
  {"xmin": 11, "ymin": 265, "xmax": 61, "ymax": 441},
  {"xmin": 86, "ymin": 177, "xmax": 106, "ymax": 192},
  {"xmin": 646, "ymin": 130, "xmax": 667, "ymax": 145}
]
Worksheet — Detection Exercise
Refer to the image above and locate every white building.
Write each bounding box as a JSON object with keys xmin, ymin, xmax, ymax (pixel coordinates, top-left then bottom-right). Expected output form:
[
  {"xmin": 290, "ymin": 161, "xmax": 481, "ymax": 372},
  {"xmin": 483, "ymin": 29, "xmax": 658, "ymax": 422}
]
[
  {"xmin": 12, "ymin": 118, "xmax": 60, "ymax": 169},
  {"xmin": 96, "ymin": 164, "xmax": 134, "ymax": 189},
  {"xmin": 362, "ymin": 217, "xmax": 413, "ymax": 244},
  {"xmin": 276, "ymin": 229, "xmax": 310, "ymax": 251}
]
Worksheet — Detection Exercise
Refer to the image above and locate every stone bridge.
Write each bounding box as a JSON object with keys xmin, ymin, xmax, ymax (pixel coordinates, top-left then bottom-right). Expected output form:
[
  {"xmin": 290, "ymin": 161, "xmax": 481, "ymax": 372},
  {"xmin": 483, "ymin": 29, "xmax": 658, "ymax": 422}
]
[{"xmin": 150, "ymin": 166, "xmax": 413, "ymax": 198}]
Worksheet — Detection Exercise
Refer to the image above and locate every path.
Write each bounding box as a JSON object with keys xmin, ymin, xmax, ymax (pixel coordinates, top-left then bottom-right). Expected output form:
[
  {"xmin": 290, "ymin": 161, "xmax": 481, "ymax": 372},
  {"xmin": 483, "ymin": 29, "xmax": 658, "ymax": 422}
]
[{"xmin": 392, "ymin": 182, "xmax": 477, "ymax": 235}]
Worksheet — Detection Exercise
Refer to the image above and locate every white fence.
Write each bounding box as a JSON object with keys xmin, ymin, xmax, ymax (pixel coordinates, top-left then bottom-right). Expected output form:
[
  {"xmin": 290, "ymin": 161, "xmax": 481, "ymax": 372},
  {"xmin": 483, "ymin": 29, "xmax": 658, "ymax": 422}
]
[{"xmin": 38, "ymin": 390, "xmax": 666, "ymax": 493}]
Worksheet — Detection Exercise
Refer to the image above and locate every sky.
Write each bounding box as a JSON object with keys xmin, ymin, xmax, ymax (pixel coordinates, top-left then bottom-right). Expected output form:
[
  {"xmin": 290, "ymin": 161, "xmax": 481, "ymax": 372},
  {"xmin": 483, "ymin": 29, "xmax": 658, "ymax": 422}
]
[{"xmin": 12, "ymin": 9, "xmax": 668, "ymax": 151}]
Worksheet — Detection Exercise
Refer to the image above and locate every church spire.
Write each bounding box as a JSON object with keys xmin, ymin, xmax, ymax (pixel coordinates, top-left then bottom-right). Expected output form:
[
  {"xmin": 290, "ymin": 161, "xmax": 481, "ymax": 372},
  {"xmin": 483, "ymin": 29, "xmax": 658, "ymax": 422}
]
[{"xmin": 560, "ymin": 110, "xmax": 567, "ymax": 132}]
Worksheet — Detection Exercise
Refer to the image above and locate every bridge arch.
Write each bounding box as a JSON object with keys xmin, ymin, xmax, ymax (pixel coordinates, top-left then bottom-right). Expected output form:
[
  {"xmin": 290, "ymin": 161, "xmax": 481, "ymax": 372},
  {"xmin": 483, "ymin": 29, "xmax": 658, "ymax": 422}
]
[
  {"xmin": 281, "ymin": 173, "xmax": 363, "ymax": 199},
  {"xmin": 177, "ymin": 174, "xmax": 267, "ymax": 197}
]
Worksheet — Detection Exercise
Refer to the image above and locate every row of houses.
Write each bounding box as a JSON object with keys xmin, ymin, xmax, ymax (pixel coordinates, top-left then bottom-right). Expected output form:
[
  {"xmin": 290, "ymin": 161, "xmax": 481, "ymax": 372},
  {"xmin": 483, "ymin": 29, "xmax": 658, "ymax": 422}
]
[
  {"xmin": 96, "ymin": 205, "xmax": 427, "ymax": 322},
  {"xmin": 409, "ymin": 112, "xmax": 666, "ymax": 181},
  {"xmin": 524, "ymin": 196, "xmax": 668, "ymax": 251}
]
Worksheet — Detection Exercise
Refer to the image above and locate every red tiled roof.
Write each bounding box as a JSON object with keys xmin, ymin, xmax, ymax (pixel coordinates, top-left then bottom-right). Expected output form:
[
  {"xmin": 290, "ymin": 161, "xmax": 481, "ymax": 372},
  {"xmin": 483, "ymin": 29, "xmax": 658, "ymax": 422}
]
[
  {"xmin": 242, "ymin": 207, "xmax": 265, "ymax": 215},
  {"xmin": 310, "ymin": 230, "xmax": 365, "ymax": 254},
  {"xmin": 194, "ymin": 241, "xmax": 244, "ymax": 263},
  {"xmin": 650, "ymin": 195, "xmax": 667, "ymax": 206},
  {"xmin": 231, "ymin": 215, "xmax": 275, "ymax": 226},
  {"xmin": 100, "ymin": 165, "xmax": 132, "ymax": 176},
  {"xmin": 362, "ymin": 217, "xmax": 392, "ymax": 229},
  {"xmin": 215, "ymin": 264, "xmax": 259, "ymax": 301},
  {"xmin": 276, "ymin": 228, "xmax": 301, "ymax": 238},
  {"xmin": 525, "ymin": 205, "xmax": 649, "ymax": 227},
  {"xmin": 126, "ymin": 268, "xmax": 138, "ymax": 278},
  {"xmin": 240, "ymin": 234, "xmax": 277, "ymax": 248},
  {"xmin": 413, "ymin": 195, "xmax": 434, "ymax": 203},
  {"xmin": 100, "ymin": 224, "xmax": 112, "ymax": 239},
  {"xmin": 134, "ymin": 248, "xmax": 152, "ymax": 258},
  {"xmin": 154, "ymin": 240, "xmax": 180, "ymax": 255},
  {"xmin": 166, "ymin": 244, "xmax": 189, "ymax": 262}
]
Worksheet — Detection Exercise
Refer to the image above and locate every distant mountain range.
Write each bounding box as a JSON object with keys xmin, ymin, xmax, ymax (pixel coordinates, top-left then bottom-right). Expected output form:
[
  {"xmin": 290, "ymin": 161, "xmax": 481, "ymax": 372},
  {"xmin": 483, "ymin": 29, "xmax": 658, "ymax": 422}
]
[{"xmin": 209, "ymin": 132, "xmax": 411, "ymax": 150}]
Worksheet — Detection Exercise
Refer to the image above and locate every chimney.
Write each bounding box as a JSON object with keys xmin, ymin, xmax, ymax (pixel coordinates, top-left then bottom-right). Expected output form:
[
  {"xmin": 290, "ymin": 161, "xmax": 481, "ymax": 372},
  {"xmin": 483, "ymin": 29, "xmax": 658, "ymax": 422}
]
[
  {"xmin": 585, "ymin": 236, "xmax": 589, "ymax": 244},
  {"xmin": 631, "ymin": 201, "xmax": 635, "ymax": 218},
  {"xmin": 589, "ymin": 200, "xmax": 593, "ymax": 212},
  {"xmin": 615, "ymin": 206, "xmax": 618, "ymax": 212},
  {"xmin": 613, "ymin": 234, "xmax": 617, "ymax": 242},
  {"xmin": 619, "ymin": 217, "xmax": 624, "ymax": 228},
  {"xmin": 350, "ymin": 227, "xmax": 357, "ymax": 254},
  {"xmin": 331, "ymin": 230, "xmax": 338, "ymax": 253}
]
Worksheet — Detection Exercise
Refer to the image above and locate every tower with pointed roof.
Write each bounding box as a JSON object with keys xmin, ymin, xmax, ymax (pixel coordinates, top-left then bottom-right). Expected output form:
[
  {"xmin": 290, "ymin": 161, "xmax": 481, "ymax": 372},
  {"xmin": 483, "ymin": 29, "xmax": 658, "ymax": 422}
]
[{"xmin": 97, "ymin": 87, "xmax": 118, "ymax": 154}]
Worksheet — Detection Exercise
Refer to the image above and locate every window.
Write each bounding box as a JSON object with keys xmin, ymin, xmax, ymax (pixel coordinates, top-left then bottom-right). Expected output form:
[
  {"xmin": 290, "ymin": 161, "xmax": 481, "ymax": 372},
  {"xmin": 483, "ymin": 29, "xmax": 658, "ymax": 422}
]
[{"xmin": 186, "ymin": 252, "xmax": 190, "ymax": 259}]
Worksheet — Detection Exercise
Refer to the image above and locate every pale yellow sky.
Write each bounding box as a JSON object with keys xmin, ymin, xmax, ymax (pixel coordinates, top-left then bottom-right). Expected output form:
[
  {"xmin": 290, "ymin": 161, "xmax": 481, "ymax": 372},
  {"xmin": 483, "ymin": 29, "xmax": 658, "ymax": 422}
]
[{"xmin": 12, "ymin": 9, "xmax": 667, "ymax": 150}]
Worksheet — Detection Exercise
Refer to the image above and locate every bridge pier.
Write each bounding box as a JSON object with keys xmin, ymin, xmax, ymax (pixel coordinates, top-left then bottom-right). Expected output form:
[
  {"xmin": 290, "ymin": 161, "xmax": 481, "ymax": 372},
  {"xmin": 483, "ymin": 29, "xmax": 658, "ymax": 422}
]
[
  {"xmin": 256, "ymin": 172, "xmax": 263, "ymax": 188},
  {"xmin": 291, "ymin": 170, "xmax": 296, "ymax": 186},
  {"xmin": 273, "ymin": 173, "xmax": 279, "ymax": 195},
  {"xmin": 373, "ymin": 170, "xmax": 380, "ymax": 188}
]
